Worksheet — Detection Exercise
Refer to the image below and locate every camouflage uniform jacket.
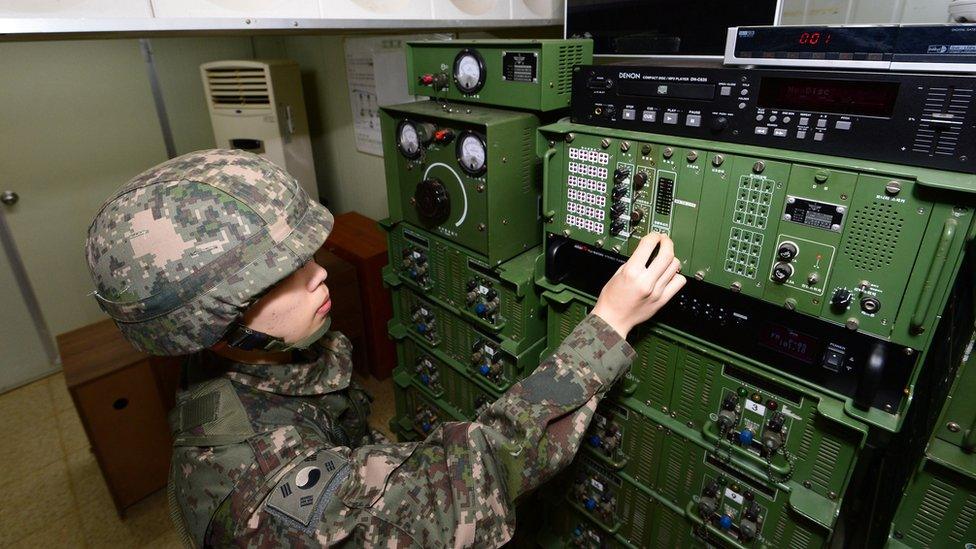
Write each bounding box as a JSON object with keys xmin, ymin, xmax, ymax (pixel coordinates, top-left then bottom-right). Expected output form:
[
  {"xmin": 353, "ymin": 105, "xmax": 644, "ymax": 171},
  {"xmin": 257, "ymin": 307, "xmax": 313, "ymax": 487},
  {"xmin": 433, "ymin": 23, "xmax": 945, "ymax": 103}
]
[{"xmin": 175, "ymin": 314, "xmax": 634, "ymax": 548}]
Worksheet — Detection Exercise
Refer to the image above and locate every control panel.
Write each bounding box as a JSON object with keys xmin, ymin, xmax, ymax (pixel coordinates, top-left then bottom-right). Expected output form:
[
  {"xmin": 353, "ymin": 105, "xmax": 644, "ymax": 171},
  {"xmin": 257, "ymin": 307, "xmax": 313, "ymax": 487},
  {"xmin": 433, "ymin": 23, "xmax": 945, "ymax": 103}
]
[
  {"xmin": 406, "ymin": 39, "xmax": 593, "ymax": 112},
  {"xmin": 540, "ymin": 122, "xmax": 974, "ymax": 358},
  {"xmin": 571, "ymin": 65, "xmax": 976, "ymax": 174},
  {"xmin": 383, "ymin": 221, "xmax": 545, "ymax": 345},
  {"xmin": 381, "ymin": 100, "xmax": 542, "ymax": 264},
  {"xmin": 389, "ymin": 286, "xmax": 546, "ymax": 392}
]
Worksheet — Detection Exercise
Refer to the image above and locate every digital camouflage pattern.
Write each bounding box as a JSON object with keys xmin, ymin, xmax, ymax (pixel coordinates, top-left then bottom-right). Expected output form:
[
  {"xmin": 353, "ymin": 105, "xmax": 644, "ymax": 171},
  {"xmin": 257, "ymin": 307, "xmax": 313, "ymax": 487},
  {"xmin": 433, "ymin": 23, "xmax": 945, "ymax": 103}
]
[
  {"xmin": 85, "ymin": 149, "xmax": 333, "ymax": 356},
  {"xmin": 174, "ymin": 314, "xmax": 633, "ymax": 548}
]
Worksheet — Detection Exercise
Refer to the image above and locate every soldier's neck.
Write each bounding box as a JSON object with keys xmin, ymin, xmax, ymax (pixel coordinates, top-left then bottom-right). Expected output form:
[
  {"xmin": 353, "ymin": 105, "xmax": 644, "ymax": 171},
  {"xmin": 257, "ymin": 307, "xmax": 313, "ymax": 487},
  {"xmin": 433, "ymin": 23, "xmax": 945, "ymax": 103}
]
[{"xmin": 210, "ymin": 341, "xmax": 294, "ymax": 365}]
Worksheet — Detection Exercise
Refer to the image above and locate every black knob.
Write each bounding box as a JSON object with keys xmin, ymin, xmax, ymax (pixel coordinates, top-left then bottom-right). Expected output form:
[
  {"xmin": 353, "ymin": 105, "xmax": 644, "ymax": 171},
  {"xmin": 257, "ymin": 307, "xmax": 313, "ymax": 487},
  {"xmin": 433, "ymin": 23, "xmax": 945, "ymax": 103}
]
[
  {"xmin": 612, "ymin": 185, "xmax": 627, "ymax": 200},
  {"xmin": 704, "ymin": 480, "xmax": 720, "ymax": 497},
  {"xmin": 831, "ymin": 288, "xmax": 853, "ymax": 311},
  {"xmin": 630, "ymin": 209, "xmax": 644, "ymax": 225},
  {"xmin": 777, "ymin": 242, "xmax": 799, "ymax": 261},
  {"xmin": 611, "ymin": 203, "xmax": 626, "ymax": 217},
  {"xmin": 861, "ymin": 296, "xmax": 882, "ymax": 314},
  {"xmin": 744, "ymin": 501, "xmax": 761, "ymax": 521},
  {"xmin": 485, "ymin": 289, "xmax": 498, "ymax": 300},
  {"xmin": 467, "ymin": 279, "xmax": 479, "ymax": 291},
  {"xmin": 633, "ymin": 171, "xmax": 648, "ymax": 191},
  {"xmin": 414, "ymin": 178, "xmax": 451, "ymax": 225},
  {"xmin": 722, "ymin": 394, "xmax": 738, "ymax": 411},
  {"xmin": 613, "ymin": 167, "xmax": 630, "ymax": 183},
  {"xmin": 610, "ymin": 220, "xmax": 625, "ymax": 235},
  {"xmin": 768, "ymin": 412, "xmax": 785, "ymax": 432},
  {"xmin": 771, "ymin": 262, "xmax": 794, "ymax": 283},
  {"xmin": 711, "ymin": 116, "xmax": 729, "ymax": 133}
]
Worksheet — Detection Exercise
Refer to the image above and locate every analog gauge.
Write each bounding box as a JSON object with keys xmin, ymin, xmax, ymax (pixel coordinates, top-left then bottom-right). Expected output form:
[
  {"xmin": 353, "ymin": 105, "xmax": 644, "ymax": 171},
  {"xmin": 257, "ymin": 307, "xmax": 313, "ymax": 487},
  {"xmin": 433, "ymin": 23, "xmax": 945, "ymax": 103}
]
[
  {"xmin": 457, "ymin": 131, "xmax": 487, "ymax": 176},
  {"xmin": 396, "ymin": 120, "xmax": 422, "ymax": 159},
  {"xmin": 453, "ymin": 49, "xmax": 486, "ymax": 94}
]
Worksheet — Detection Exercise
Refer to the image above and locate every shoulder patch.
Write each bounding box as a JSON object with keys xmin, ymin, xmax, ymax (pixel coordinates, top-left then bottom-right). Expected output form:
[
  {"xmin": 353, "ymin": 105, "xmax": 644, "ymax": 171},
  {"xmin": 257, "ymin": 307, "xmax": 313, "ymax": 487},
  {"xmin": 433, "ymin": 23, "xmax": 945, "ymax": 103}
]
[{"xmin": 265, "ymin": 450, "xmax": 349, "ymax": 533}]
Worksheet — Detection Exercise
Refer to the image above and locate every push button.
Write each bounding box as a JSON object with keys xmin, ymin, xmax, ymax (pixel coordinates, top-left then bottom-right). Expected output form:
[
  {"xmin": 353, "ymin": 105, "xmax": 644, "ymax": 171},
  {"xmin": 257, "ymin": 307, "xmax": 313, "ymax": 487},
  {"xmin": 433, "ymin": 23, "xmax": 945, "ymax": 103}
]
[
  {"xmin": 754, "ymin": 126, "xmax": 769, "ymax": 135},
  {"xmin": 720, "ymin": 86, "xmax": 732, "ymax": 96},
  {"xmin": 799, "ymin": 117, "xmax": 810, "ymax": 126},
  {"xmin": 773, "ymin": 128, "xmax": 787, "ymax": 137},
  {"xmin": 835, "ymin": 120, "xmax": 852, "ymax": 130},
  {"xmin": 817, "ymin": 119, "xmax": 828, "ymax": 128},
  {"xmin": 796, "ymin": 130, "xmax": 807, "ymax": 139},
  {"xmin": 641, "ymin": 110, "xmax": 656, "ymax": 122},
  {"xmin": 686, "ymin": 114, "xmax": 701, "ymax": 127},
  {"xmin": 663, "ymin": 112, "xmax": 679, "ymax": 125},
  {"xmin": 622, "ymin": 108, "xmax": 636, "ymax": 120},
  {"xmin": 822, "ymin": 349, "xmax": 845, "ymax": 372},
  {"xmin": 814, "ymin": 133, "xmax": 825, "ymax": 141}
]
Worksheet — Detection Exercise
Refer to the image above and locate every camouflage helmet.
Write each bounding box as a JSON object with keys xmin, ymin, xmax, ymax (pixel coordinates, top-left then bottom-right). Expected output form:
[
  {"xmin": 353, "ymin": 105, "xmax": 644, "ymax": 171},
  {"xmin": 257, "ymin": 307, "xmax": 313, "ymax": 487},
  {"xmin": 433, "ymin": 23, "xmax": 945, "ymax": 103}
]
[{"xmin": 85, "ymin": 149, "xmax": 333, "ymax": 356}]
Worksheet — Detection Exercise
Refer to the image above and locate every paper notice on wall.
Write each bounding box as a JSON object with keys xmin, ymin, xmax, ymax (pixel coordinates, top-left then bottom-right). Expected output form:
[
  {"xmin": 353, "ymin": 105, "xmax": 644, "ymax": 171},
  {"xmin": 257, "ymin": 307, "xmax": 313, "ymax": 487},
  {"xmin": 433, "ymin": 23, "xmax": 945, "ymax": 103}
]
[{"xmin": 344, "ymin": 34, "xmax": 453, "ymax": 156}]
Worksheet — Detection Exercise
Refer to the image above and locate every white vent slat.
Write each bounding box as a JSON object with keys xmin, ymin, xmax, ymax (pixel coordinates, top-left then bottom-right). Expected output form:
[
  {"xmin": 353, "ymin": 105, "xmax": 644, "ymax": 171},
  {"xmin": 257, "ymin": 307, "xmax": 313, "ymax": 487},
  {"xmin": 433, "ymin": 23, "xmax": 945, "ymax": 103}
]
[{"xmin": 205, "ymin": 67, "xmax": 270, "ymax": 107}]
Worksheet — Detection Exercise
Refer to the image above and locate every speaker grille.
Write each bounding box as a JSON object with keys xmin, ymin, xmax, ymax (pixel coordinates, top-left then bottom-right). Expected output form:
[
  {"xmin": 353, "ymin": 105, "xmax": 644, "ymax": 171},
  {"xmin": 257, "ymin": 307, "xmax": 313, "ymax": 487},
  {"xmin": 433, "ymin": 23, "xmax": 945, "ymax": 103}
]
[
  {"xmin": 843, "ymin": 202, "xmax": 904, "ymax": 272},
  {"xmin": 556, "ymin": 44, "xmax": 585, "ymax": 96}
]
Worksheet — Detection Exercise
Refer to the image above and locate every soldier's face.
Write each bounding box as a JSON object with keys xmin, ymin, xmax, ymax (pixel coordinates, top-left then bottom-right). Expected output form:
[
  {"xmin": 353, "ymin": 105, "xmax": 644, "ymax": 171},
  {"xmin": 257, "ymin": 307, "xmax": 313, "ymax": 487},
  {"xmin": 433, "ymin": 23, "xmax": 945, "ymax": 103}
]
[{"xmin": 240, "ymin": 260, "xmax": 332, "ymax": 344}]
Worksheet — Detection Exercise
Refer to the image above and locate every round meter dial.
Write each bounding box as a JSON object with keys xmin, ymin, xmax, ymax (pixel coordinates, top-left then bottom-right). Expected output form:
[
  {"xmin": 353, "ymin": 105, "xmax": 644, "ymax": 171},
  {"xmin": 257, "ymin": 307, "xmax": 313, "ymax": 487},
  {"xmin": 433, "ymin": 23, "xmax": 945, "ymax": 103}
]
[
  {"xmin": 453, "ymin": 49, "xmax": 486, "ymax": 94},
  {"xmin": 456, "ymin": 131, "xmax": 487, "ymax": 176},
  {"xmin": 396, "ymin": 120, "xmax": 422, "ymax": 159}
]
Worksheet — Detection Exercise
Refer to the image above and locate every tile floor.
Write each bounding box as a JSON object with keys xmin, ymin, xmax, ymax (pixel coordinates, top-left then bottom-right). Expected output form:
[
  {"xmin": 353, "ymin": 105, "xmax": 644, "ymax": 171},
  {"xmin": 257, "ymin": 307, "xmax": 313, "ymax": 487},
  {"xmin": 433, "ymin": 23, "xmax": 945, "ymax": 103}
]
[{"xmin": 0, "ymin": 370, "xmax": 396, "ymax": 548}]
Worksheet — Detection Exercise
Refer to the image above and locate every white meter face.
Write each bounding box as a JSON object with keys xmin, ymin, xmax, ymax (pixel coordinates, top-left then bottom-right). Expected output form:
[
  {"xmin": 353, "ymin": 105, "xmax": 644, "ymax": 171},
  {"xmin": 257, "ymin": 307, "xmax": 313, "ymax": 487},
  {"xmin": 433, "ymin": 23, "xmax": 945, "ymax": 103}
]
[
  {"xmin": 454, "ymin": 50, "xmax": 485, "ymax": 94},
  {"xmin": 397, "ymin": 122, "xmax": 421, "ymax": 159},
  {"xmin": 457, "ymin": 132, "xmax": 487, "ymax": 175}
]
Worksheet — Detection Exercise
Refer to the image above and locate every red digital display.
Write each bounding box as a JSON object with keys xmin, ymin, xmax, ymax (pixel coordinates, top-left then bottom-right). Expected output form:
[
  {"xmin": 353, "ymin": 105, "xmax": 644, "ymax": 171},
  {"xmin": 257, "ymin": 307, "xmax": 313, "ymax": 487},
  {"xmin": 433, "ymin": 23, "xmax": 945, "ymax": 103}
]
[
  {"xmin": 797, "ymin": 31, "xmax": 832, "ymax": 47},
  {"xmin": 758, "ymin": 76, "xmax": 900, "ymax": 117}
]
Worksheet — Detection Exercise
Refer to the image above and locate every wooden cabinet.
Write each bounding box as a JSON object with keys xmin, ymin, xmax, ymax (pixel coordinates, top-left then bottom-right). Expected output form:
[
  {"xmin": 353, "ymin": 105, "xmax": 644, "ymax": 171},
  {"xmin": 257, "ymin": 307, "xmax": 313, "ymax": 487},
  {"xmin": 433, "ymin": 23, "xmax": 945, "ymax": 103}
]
[
  {"xmin": 57, "ymin": 320, "xmax": 181, "ymax": 515},
  {"xmin": 322, "ymin": 212, "xmax": 396, "ymax": 379}
]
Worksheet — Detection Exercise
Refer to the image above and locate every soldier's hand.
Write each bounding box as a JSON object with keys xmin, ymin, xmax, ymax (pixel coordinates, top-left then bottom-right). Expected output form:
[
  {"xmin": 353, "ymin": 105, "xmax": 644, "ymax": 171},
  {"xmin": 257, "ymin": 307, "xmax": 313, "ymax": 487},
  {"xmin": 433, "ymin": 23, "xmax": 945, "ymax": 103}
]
[{"xmin": 591, "ymin": 233, "xmax": 686, "ymax": 338}]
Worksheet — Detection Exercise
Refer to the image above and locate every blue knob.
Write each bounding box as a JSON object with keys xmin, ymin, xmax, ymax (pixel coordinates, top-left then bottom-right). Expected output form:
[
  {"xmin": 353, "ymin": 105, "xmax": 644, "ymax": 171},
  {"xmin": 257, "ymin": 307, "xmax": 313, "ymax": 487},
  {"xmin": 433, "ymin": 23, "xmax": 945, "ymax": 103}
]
[
  {"xmin": 584, "ymin": 498, "xmax": 597, "ymax": 511},
  {"xmin": 479, "ymin": 365, "xmax": 490, "ymax": 376},
  {"xmin": 474, "ymin": 303, "xmax": 487, "ymax": 315},
  {"xmin": 409, "ymin": 269, "xmax": 417, "ymax": 278},
  {"xmin": 422, "ymin": 422, "xmax": 432, "ymax": 432},
  {"xmin": 420, "ymin": 373, "xmax": 430, "ymax": 385},
  {"xmin": 588, "ymin": 435, "xmax": 602, "ymax": 447},
  {"xmin": 416, "ymin": 323, "xmax": 427, "ymax": 334},
  {"xmin": 738, "ymin": 429, "xmax": 754, "ymax": 446},
  {"xmin": 572, "ymin": 527, "xmax": 582, "ymax": 537},
  {"xmin": 719, "ymin": 515, "xmax": 733, "ymax": 530}
]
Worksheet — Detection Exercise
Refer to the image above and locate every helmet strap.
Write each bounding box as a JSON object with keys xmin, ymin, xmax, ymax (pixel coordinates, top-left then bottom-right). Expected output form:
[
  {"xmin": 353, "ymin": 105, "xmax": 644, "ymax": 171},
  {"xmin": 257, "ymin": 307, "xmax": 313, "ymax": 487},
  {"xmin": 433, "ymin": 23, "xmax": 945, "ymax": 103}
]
[{"xmin": 224, "ymin": 317, "xmax": 332, "ymax": 352}]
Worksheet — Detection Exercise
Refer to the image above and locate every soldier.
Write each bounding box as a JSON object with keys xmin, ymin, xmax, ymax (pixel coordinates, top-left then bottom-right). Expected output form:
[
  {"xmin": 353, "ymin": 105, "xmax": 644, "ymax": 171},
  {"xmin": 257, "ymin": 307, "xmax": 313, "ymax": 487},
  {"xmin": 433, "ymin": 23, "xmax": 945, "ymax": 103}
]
[{"xmin": 85, "ymin": 149, "xmax": 685, "ymax": 547}]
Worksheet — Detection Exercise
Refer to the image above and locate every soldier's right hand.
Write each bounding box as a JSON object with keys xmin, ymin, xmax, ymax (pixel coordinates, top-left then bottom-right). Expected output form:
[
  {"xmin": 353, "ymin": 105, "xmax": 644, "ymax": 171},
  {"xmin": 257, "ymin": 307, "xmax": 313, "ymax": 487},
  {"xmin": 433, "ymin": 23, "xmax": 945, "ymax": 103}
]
[{"xmin": 591, "ymin": 233, "xmax": 686, "ymax": 338}]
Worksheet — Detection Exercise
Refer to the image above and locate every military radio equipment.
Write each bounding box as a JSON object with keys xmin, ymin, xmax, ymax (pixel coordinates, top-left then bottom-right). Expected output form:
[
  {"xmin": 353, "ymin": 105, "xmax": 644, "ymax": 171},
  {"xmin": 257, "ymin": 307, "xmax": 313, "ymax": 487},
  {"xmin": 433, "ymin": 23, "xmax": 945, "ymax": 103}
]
[
  {"xmin": 535, "ymin": 56, "xmax": 976, "ymax": 548},
  {"xmin": 406, "ymin": 39, "xmax": 593, "ymax": 111},
  {"xmin": 572, "ymin": 64, "xmax": 976, "ymax": 174},
  {"xmin": 381, "ymin": 100, "xmax": 543, "ymax": 264},
  {"xmin": 382, "ymin": 220, "xmax": 545, "ymax": 346},
  {"xmin": 388, "ymin": 286, "xmax": 545, "ymax": 391},
  {"xmin": 539, "ymin": 120, "xmax": 974, "ymax": 427}
]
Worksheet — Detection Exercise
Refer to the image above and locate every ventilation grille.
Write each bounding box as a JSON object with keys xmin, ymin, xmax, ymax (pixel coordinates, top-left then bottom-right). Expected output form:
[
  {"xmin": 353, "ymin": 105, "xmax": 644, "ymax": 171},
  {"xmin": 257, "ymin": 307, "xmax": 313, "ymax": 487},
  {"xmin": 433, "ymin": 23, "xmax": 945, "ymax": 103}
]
[
  {"xmin": 842, "ymin": 202, "xmax": 904, "ymax": 272},
  {"xmin": 811, "ymin": 437, "xmax": 840, "ymax": 489},
  {"xmin": 205, "ymin": 67, "xmax": 270, "ymax": 107},
  {"xmin": 508, "ymin": 297, "xmax": 524, "ymax": 337},
  {"xmin": 675, "ymin": 352, "xmax": 702, "ymax": 421},
  {"xmin": 520, "ymin": 127, "xmax": 534, "ymax": 193},
  {"xmin": 907, "ymin": 479, "xmax": 953, "ymax": 545},
  {"xmin": 912, "ymin": 86, "xmax": 972, "ymax": 157},
  {"xmin": 648, "ymin": 340, "xmax": 671, "ymax": 408},
  {"xmin": 556, "ymin": 44, "xmax": 585, "ymax": 96},
  {"xmin": 950, "ymin": 495, "xmax": 976, "ymax": 542}
]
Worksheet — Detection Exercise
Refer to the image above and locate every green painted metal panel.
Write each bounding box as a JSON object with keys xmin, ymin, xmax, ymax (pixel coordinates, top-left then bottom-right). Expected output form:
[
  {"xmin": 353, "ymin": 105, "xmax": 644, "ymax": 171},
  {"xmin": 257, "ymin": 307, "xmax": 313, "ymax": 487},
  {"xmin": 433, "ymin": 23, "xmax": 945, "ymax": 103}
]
[
  {"xmin": 405, "ymin": 39, "xmax": 593, "ymax": 112},
  {"xmin": 381, "ymin": 100, "xmax": 542, "ymax": 264}
]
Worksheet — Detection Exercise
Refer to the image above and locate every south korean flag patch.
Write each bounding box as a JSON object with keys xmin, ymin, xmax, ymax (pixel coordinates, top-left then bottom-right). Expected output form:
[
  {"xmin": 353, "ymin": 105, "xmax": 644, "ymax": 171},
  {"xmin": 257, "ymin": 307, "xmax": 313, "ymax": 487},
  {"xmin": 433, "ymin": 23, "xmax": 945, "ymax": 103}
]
[{"xmin": 266, "ymin": 450, "xmax": 350, "ymax": 533}]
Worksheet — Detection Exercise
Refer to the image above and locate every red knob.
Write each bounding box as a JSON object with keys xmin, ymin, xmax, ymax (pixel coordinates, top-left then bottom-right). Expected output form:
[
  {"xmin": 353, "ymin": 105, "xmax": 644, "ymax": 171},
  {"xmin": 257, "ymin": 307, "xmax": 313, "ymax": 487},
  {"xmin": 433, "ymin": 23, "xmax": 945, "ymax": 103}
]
[
  {"xmin": 419, "ymin": 74, "xmax": 434, "ymax": 85},
  {"xmin": 434, "ymin": 129, "xmax": 454, "ymax": 143}
]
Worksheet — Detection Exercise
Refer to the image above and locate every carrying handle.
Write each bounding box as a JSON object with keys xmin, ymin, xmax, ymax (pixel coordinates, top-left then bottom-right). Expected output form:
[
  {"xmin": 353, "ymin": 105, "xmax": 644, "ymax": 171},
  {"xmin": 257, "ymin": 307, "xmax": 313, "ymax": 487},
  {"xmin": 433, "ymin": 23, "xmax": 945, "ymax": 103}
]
[
  {"xmin": 541, "ymin": 147, "xmax": 558, "ymax": 222},
  {"xmin": 911, "ymin": 218, "xmax": 957, "ymax": 333}
]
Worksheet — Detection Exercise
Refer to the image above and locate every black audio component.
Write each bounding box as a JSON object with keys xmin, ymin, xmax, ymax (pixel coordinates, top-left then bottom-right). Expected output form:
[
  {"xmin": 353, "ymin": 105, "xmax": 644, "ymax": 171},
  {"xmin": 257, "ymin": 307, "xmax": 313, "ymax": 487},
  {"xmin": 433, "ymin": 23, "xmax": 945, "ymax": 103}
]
[
  {"xmin": 545, "ymin": 234, "xmax": 917, "ymax": 412},
  {"xmin": 572, "ymin": 64, "xmax": 976, "ymax": 173}
]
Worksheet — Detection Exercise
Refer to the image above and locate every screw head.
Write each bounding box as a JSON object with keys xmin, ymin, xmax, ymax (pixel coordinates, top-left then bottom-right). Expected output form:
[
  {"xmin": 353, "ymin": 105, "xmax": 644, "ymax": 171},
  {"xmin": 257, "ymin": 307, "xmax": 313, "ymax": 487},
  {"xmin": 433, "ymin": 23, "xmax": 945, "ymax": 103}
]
[
  {"xmin": 695, "ymin": 270, "xmax": 706, "ymax": 281},
  {"xmin": 948, "ymin": 422, "xmax": 961, "ymax": 432},
  {"xmin": 612, "ymin": 245, "xmax": 621, "ymax": 253},
  {"xmin": 712, "ymin": 154, "xmax": 725, "ymax": 167},
  {"xmin": 731, "ymin": 282, "xmax": 742, "ymax": 293},
  {"xmin": 641, "ymin": 144, "xmax": 652, "ymax": 156},
  {"xmin": 846, "ymin": 318, "xmax": 859, "ymax": 330},
  {"xmin": 565, "ymin": 133, "xmax": 575, "ymax": 143},
  {"xmin": 477, "ymin": 223, "xmax": 486, "ymax": 232},
  {"xmin": 803, "ymin": 480, "xmax": 812, "ymax": 489},
  {"xmin": 785, "ymin": 298, "xmax": 797, "ymax": 311},
  {"xmin": 595, "ymin": 239, "xmax": 604, "ymax": 247},
  {"xmin": 828, "ymin": 491, "xmax": 837, "ymax": 500},
  {"xmin": 814, "ymin": 170, "xmax": 829, "ymax": 183},
  {"xmin": 663, "ymin": 147, "xmax": 674, "ymax": 159},
  {"xmin": 885, "ymin": 180, "xmax": 902, "ymax": 195},
  {"xmin": 621, "ymin": 141, "xmax": 631, "ymax": 152},
  {"xmin": 753, "ymin": 160, "xmax": 766, "ymax": 173},
  {"xmin": 686, "ymin": 150, "xmax": 699, "ymax": 163},
  {"xmin": 601, "ymin": 138, "xmax": 611, "ymax": 149}
]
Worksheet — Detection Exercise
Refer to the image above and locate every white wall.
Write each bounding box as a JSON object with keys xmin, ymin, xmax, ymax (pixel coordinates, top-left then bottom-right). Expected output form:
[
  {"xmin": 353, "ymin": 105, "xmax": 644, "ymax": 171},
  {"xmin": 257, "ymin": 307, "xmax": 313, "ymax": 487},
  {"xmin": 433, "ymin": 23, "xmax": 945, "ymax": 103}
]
[{"xmin": 780, "ymin": 0, "xmax": 952, "ymax": 24}]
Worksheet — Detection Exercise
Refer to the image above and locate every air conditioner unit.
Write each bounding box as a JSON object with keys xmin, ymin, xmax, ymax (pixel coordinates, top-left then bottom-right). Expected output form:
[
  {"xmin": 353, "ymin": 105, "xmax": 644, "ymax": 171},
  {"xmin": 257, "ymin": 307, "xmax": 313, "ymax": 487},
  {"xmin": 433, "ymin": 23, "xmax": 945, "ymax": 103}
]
[{"xmin": 200, "ymin": 59, "xmax": 319, "ymax": 201}]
